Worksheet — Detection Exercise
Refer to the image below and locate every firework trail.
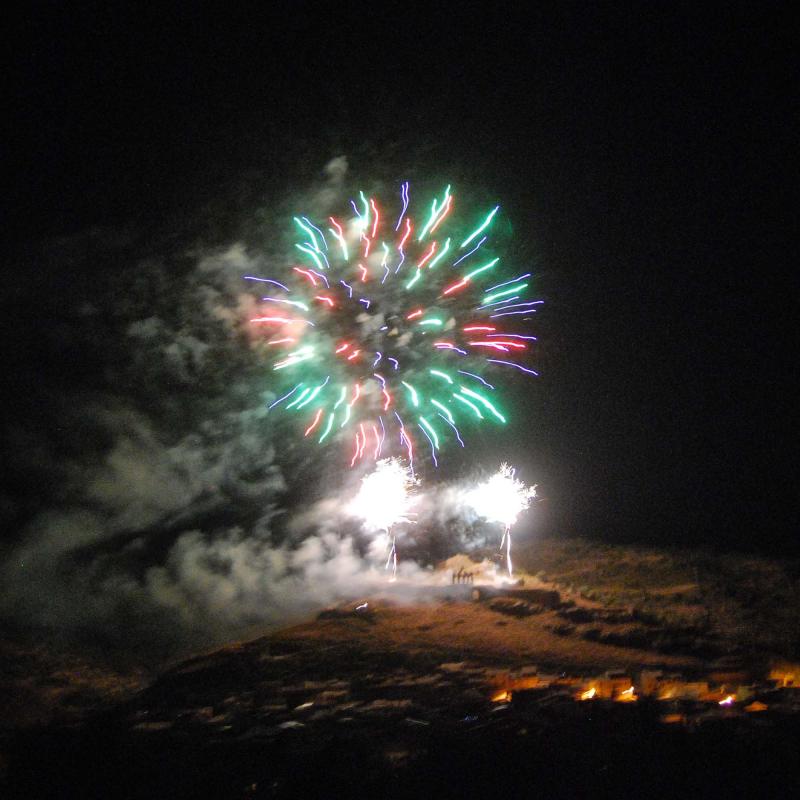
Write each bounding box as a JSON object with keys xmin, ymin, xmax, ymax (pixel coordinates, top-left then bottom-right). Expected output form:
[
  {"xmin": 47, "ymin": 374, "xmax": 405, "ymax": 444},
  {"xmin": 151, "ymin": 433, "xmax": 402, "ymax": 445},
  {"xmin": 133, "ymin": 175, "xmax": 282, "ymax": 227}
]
[
  {"xmin": 249, "ymin": 183, "xmax": 540, "ymax": 468},
  {"xmin": 347, "ymin": 458, "xmax": 418, "ymax": 580},
  {"xmin": 466, "ymin": 463, "xmax": 536, "ymax": 577}
]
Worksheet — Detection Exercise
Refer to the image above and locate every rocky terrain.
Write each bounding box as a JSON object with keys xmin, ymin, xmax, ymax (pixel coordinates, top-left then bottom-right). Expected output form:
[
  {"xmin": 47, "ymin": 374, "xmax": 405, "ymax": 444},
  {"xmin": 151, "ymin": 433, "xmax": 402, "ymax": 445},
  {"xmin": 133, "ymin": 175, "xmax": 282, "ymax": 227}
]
[{"xmin": 2, "ymin": 539, "xmax": 800, "ymax": 797}]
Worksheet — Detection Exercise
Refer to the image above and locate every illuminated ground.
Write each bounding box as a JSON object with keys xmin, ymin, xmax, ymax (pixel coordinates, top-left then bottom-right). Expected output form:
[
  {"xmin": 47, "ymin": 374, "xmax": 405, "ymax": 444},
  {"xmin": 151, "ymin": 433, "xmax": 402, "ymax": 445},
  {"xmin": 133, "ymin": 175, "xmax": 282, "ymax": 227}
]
[{"xmin": 2, "ymin": 538, "xmax": 799, "ymax": 797}]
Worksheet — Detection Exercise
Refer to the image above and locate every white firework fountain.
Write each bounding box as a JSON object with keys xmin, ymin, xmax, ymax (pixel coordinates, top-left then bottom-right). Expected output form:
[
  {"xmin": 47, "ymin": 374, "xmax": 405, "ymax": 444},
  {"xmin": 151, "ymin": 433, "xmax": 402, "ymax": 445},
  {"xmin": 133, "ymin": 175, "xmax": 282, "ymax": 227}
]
[
  {"xmin": 348, "ymin": 457, "xmax": 417, "ymax": 580},
  {"xmin": 466, "ymin": 463, "xmax": 536, "ymax": 577}
]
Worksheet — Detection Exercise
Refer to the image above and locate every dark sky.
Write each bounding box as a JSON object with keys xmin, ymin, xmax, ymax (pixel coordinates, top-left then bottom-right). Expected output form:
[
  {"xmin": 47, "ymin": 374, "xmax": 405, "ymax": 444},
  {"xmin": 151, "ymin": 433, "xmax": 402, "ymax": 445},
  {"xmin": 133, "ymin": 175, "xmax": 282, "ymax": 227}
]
[{"xmin": 3, "ymin": 3, "xmax": 795, "ymax": 556}]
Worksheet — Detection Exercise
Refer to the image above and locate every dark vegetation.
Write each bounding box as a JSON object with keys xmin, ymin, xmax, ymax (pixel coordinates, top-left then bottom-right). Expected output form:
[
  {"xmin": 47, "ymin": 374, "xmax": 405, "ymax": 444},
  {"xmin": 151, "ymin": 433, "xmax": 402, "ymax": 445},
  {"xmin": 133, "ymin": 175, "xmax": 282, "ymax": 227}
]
[{"xmin": 515, "ymin": 537, "xmax": 800, "ymax": 662}]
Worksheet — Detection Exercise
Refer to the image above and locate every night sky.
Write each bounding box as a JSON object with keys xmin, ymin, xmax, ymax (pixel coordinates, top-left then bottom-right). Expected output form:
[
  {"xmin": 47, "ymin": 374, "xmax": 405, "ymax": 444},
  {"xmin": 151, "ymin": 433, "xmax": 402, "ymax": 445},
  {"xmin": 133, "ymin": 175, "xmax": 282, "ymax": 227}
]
[{"xmin": 2, "ymin": 2, "xmax": 795, "ymax": 650}]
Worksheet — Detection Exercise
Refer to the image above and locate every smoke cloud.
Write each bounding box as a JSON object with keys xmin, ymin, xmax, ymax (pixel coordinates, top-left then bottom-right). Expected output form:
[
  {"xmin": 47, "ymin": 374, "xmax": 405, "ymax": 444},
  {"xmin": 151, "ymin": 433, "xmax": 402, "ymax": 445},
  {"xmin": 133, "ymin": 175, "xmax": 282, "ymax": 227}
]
[{"xmin": 0, "ymin": 159, "xmax": 529, "ymax": 664}]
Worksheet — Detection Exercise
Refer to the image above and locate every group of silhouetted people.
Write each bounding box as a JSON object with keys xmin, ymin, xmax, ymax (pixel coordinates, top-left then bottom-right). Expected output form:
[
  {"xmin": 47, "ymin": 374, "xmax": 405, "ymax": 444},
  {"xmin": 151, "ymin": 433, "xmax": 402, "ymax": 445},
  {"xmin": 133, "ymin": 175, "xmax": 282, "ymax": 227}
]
[{"xmin": 452, "ymin": 567, "xmax": 475, "ymax": 584}]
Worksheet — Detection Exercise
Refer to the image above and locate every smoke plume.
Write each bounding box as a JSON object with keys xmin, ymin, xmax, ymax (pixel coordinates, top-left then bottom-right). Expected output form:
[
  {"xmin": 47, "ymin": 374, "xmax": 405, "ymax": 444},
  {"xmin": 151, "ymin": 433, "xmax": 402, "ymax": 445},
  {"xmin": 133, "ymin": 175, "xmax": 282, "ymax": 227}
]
[{"xmin": 0, "ymin": 159, "xmax": 512, "ymax": 663}]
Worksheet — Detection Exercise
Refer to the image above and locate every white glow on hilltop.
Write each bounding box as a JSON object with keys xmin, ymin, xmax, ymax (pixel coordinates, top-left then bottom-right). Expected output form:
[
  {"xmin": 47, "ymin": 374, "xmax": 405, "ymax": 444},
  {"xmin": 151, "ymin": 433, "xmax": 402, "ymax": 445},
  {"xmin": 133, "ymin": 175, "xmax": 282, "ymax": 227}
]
[
  {"xmin": 348, "ymin": 458, "xmax": 417, "ymax": 532},
  {"xmin": 466, "ymin": 463, "xmax": 536, "ymax": 528}
]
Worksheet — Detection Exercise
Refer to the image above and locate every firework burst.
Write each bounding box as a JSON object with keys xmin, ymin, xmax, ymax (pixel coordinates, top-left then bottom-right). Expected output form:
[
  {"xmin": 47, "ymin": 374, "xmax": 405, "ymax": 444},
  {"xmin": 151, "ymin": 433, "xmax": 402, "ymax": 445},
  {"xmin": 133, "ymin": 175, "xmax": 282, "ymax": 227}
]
[{"xmin": 251, "ymin": 183, "xmax": 541, "ymax": 469}]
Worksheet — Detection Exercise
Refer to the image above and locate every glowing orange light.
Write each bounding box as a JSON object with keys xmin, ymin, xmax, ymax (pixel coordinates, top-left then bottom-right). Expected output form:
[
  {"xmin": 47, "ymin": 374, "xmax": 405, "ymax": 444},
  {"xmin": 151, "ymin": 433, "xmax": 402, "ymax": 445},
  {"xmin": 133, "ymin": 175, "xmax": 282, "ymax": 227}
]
[
  {"xmin": 463, "ymin": 326, "xmax": 496, "ymax": 332},
  {"xmin": 358, "ymin": 263, "xmax": 368, "ymax": 282},
  {"xmin": 719, "ymin": 695, "xmax": 735, "ymax": 706},
  {"xmin": 315, "ymin": 295, "xmax": 335, "ymax": 307},
  {"xmin": 335, "ymin": 343, "xmax": 350, "ymax": 354},
  {"xmin": 347, "ymin": 350, "xmax": 361, "ymax": 361},
  {"xmin": 406, "ymin": 309, "xmax": 424, "ymax": 320},
  {"xmin": 580, "ymin": 687, "xmax": 597, "ymax": 700}
]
